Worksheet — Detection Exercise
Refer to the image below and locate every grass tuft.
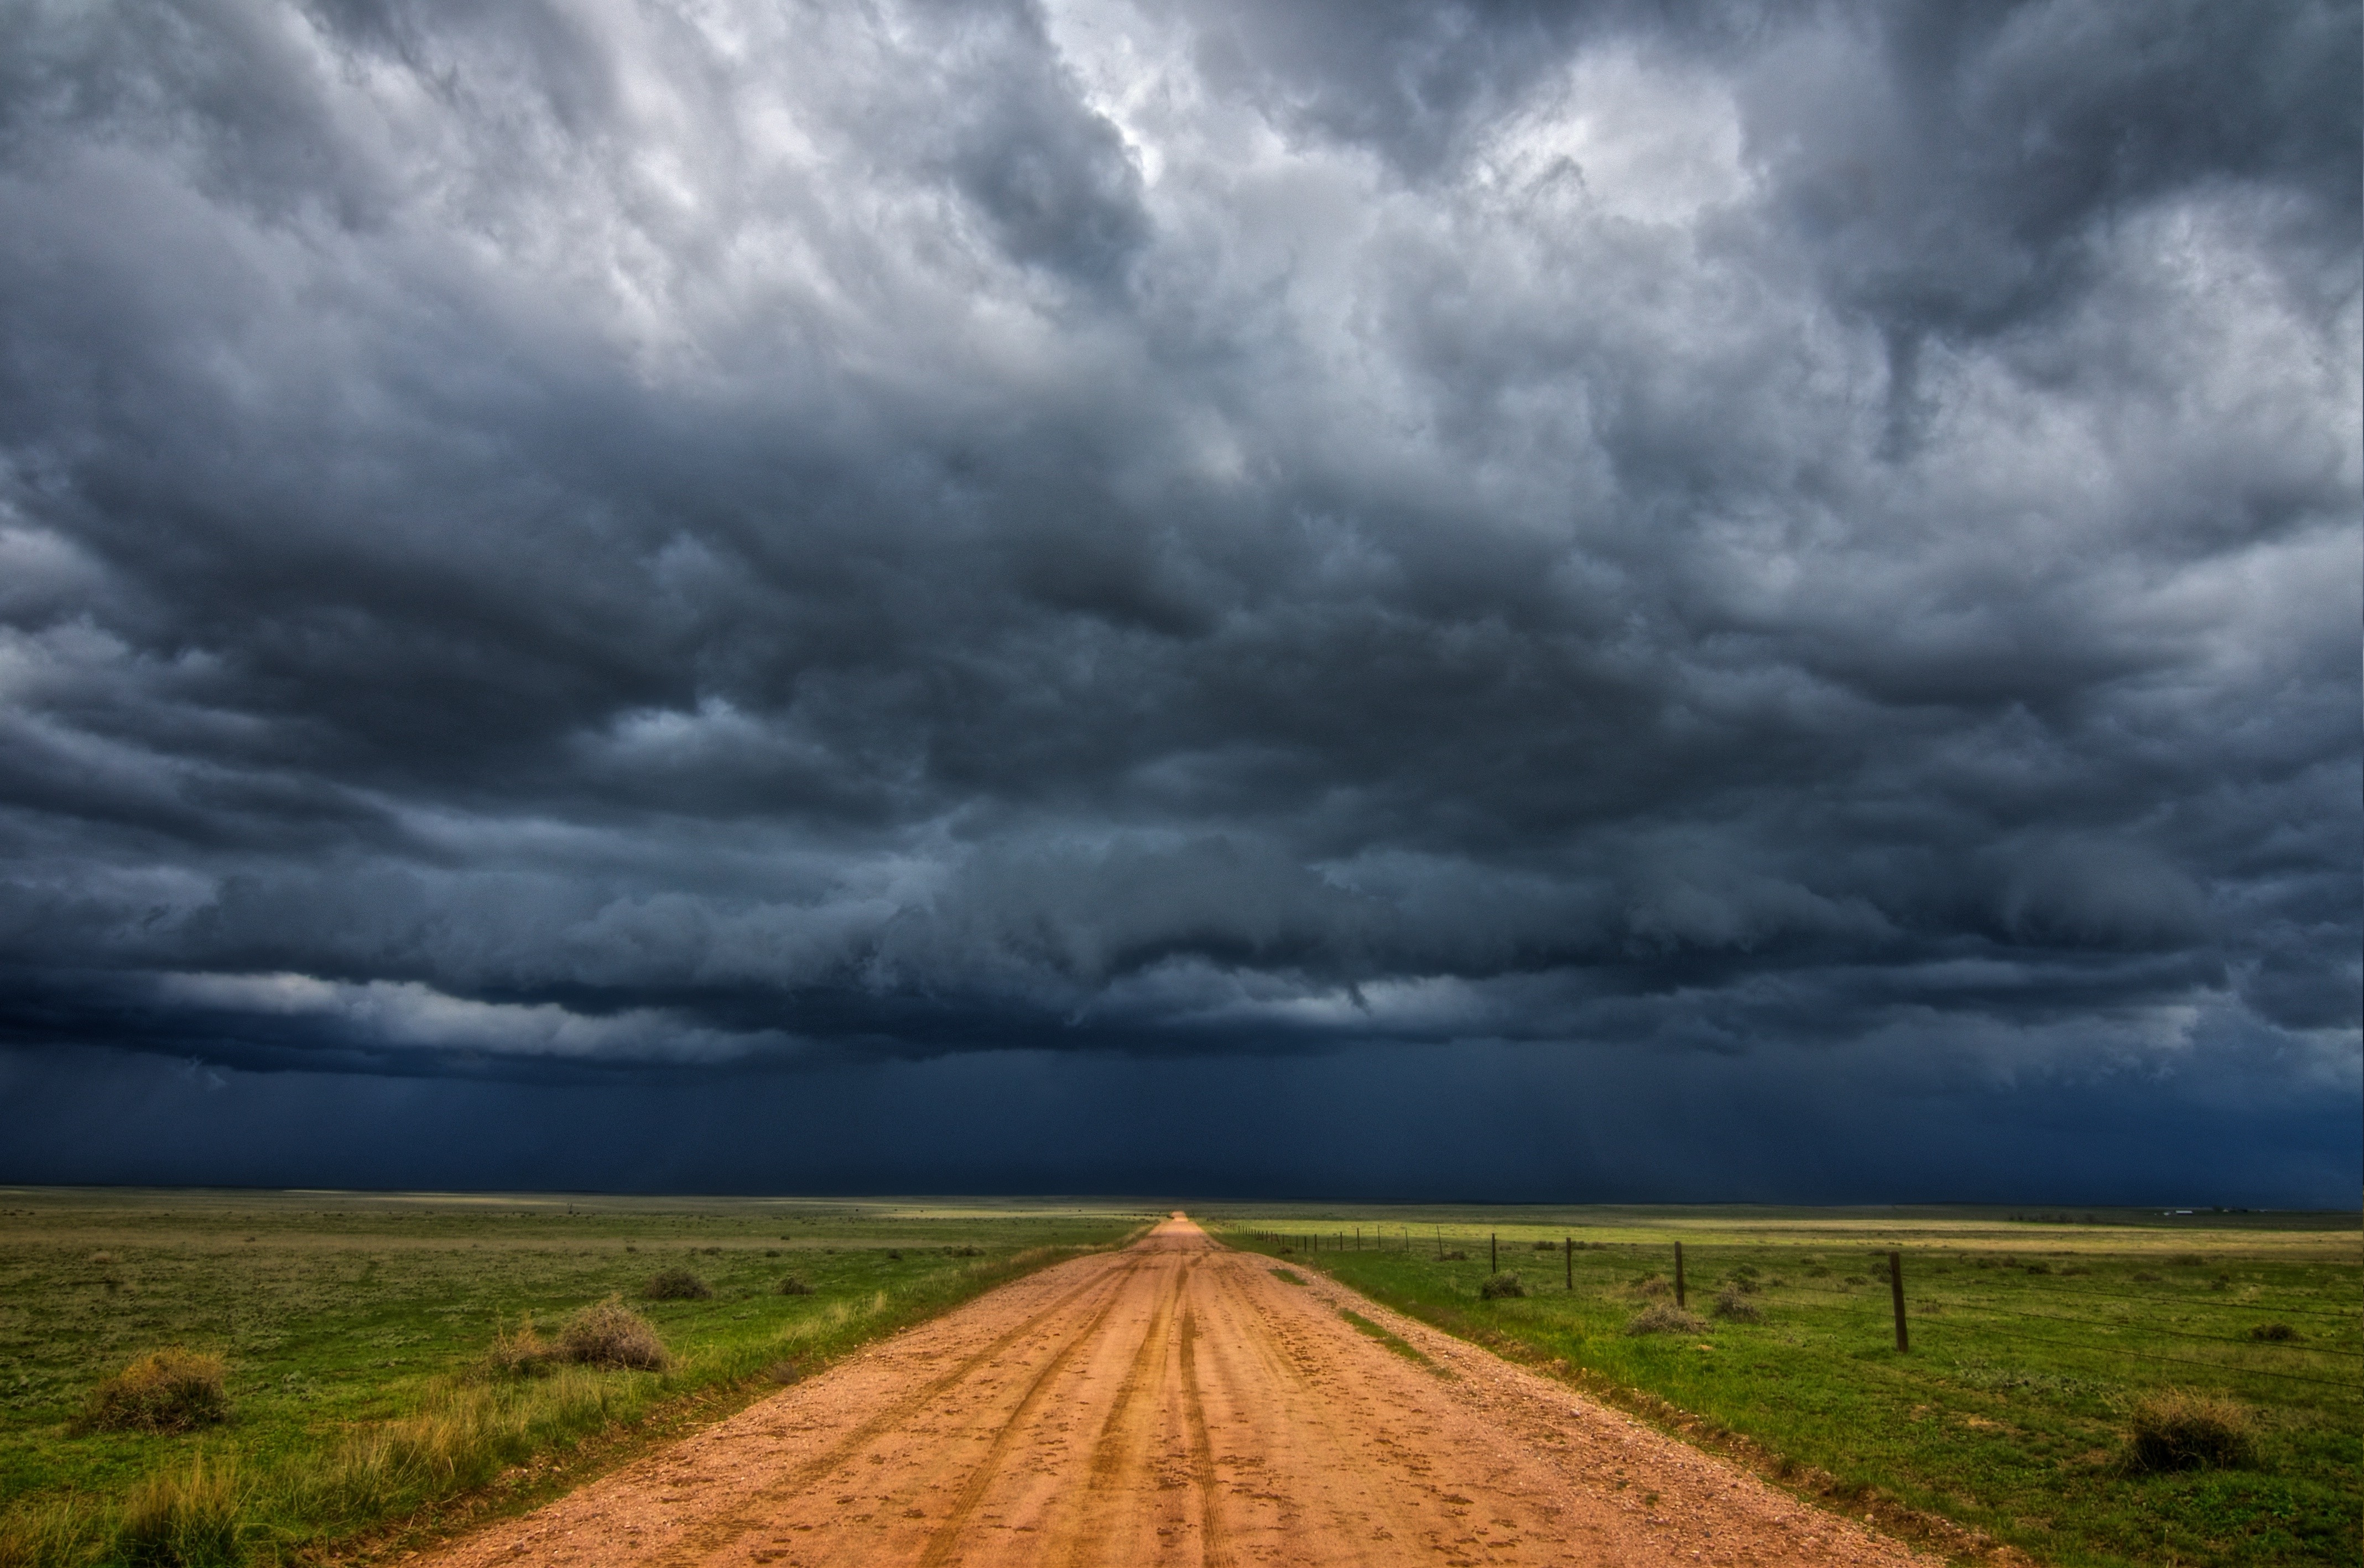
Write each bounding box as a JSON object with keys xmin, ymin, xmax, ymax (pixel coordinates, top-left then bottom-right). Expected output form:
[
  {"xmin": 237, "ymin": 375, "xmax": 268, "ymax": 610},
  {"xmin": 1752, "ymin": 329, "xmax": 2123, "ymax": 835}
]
[
  {"xmin": 1712, "ymin": 1285, "xmax": 1762, "ymax": 1322},
  {"xmin": 639, "ymin": 1267, "xmax": 711, "ymax": 1301},
  {"xmin": 114, "ymin": 1455, "xmax": 244, "ymax": 1568},
  {"xmin": 2122, "ymin": 1390, "xmax": 2256, "ymax": 1473},
  {"xmin": 558, "ymin": 1299, "xmax": 669, "ymax": 1371},
  {"xmin": 1627, "ymin": 1303, "xmax": 1708, "ymax": 1336},
  {"xmin": 80, "ymin": 1350, "xmax": 229, "ymax": 1435}
]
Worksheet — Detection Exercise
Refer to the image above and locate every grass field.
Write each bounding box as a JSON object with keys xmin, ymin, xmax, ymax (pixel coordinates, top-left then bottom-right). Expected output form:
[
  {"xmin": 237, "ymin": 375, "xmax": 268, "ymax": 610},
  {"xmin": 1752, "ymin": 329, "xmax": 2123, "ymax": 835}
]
[
  {"xmin": 0, "ymin": 1189, "xmax": 1148, "ymax": 1566},
  {"xmin": 1203, "ymin": 1205, "xmax": 2362, "ymax": 1568}
]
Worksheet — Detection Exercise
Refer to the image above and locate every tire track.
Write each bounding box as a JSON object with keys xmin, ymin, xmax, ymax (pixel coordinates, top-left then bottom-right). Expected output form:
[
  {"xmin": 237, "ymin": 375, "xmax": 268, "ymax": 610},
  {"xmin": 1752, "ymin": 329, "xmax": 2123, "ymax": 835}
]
[
  {"xmin": 649, "ymin": 1254, "xmax": 1138, "ymax": 1566},
  {"xmin": 913, "ymin": 1286, "xmax": 1132, "ymax": 1568}
]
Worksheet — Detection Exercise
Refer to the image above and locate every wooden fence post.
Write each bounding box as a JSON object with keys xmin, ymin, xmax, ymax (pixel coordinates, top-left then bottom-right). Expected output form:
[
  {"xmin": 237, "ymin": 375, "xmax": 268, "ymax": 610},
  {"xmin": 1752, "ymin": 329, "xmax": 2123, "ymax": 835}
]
[
  {"xmin": 1491, "ymin": 1233, "xmax": 1498, "ymax": 1273},
  {"xmin": 1564, "ymin": 1236, "xmax": 1572, "ymax": 1290},
  {"xmin": 1674, "ymin": 1241, "xmax": 1686, "ymax": 1307},
  {"xmin": 1890, "ymin": 1251, "xmax": 1909, "ymax": 1352}
]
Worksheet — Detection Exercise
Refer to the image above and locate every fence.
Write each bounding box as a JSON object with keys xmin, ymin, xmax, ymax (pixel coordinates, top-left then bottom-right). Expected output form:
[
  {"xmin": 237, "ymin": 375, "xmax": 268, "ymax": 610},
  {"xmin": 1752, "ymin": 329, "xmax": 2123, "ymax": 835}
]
[{"xmin": 1233, "ymin": 1227, "xmax": 2363, "ymax": 1393}]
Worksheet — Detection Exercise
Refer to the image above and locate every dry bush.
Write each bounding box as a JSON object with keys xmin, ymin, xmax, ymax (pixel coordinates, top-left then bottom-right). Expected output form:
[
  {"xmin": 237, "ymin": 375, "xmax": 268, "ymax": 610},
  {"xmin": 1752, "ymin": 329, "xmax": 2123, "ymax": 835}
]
[
  {"xmin": 2122, "ymin": 1390, "xmax": 2255, "ymax": 1472},
  {"xmin": 1713, "ymin": 1285, "xmax": 1762, "ymax": 1322},
  {"xmin": 776, "ymin": 1275, "xmax": 815, "ymax": 1296},
  {"xmin": 640, "ymin": 1268, "xmax": 712, "ymax": 1301},
  {"xmin": 1626, "ymin": 1303, "xmax": 1707, "ymax": 1336},
  {"xmin": 81, "ymin": 1350, "xmax": 229, "ymax": 1434},
  {"xmin": 114, "ymin": 1455, "xmax": 244, "ymax": 1568},
  {"xmin": 1478, "ymin": 1273, "xmax": 1527, "ymax": 1300},
  {"xmin": 559, "ymin": 1299, "xmax": 669, "ymax": 1371}
]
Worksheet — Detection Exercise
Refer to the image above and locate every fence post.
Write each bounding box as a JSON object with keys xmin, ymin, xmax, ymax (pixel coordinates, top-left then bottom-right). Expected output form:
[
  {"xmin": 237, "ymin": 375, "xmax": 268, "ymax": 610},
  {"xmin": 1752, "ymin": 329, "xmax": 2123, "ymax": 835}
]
[
  {"xmin": 1889, "ymin": 1250, "xmax": 1909, "ymax": 1352},
  {"xmin": 1674, "ymin": 1241, "xmax": 1686, "ymax": 1307},
  {"xmin": 1491, "ymin": 1233, "xmax": 1498, "ymax": 1273},
  {"xmin": 1435, "ymin": 1227, "xmax": 1443, "ymax": 1259},
  {"xmin": 1564, "ymin": 1236, "xmax": 1572, "ymax": 1290}
]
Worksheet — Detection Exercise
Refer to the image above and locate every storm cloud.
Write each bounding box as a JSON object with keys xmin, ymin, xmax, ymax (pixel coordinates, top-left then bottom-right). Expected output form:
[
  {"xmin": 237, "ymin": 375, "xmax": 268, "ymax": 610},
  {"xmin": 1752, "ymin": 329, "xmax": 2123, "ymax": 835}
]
[{"xmin": 0, "ymin": 0, "xmax": 2355, "ymax": 1197}]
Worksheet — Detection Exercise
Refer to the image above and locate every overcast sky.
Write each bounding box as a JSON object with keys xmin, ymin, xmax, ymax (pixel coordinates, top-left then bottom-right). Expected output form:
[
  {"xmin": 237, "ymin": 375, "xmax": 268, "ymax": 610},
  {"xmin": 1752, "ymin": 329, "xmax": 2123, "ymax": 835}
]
[{"xmin": 1, "ymin": 0, "xmax": 2356, "ymax": 1202}]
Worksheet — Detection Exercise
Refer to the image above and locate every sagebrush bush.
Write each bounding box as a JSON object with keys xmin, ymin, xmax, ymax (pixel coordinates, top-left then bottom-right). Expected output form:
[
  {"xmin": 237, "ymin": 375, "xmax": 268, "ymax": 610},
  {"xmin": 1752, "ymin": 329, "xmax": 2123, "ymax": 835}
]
[
  {"xmin": 1713, "ymin": 1285, "xmax": 1762, "ymax": 1322},
  {"xmin": 1632, "ymin": 1273, "xmax": 1671, "ymax": 1299},
  {"xmin": 114, "ymin": 1455, "xmax": 244, "ymax": 1568},
  {"xmin": 1626, "ymin": 1303, "xmax": 1707, "ymax": 1336},
  {"xmin": 81, "ymin": 1350, "xmax": 229, "ymax": 1434},
  {"xmin": 777, "ymin": 1274, "xmax": 815, "ymax": 1296},
  {"xmin": 1478, "ymin": 1272, "xmax": 1527, "ymax": 1300},
  {"xmin": 2123, "ymin": 1390, "xmax": 2255, "ymax": 1472},
  {"xmin": 559, "ymin": 1299, "xmax": 669, "ymax": 1371},
  {"xmin": 641, "ymin": 1268, "xmax": 712, "ymax": 1301}
]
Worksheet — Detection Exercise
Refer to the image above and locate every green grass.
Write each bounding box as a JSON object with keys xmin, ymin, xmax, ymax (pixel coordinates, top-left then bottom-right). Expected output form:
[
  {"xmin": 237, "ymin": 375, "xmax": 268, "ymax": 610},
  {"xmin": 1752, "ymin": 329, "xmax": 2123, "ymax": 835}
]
[
  {"xmin": 0, "ymin": 1189, "xmax": 1148, "ymax": 1566},
  {"xmin": 1205, "ymin": 1205, "xmax": 2362, "ymax": 1568}
]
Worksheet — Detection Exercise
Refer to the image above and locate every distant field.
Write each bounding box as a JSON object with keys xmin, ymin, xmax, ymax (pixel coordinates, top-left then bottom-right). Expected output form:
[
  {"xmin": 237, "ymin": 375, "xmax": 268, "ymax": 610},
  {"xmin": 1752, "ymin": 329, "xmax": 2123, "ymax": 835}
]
[
  {"xmin": 1201, "ymin": 1205, "xmax": 2362, "ymax": 1568},
  {"xmin": 0, "ymin": 1189, "xmax": 1147, "ymax": 1566}
]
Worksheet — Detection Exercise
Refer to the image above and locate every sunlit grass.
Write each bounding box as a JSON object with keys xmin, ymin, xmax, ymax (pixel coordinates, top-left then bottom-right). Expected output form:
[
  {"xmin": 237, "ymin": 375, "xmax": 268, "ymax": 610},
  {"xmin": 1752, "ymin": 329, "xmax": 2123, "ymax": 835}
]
[
  {"xmin": 0, "ymin": 1191, "xmax": 1146, "ymax": 1565},
  {"xmin": 1208, "ymin": 1205, "xmax": 2362, "ymax": 1568}
]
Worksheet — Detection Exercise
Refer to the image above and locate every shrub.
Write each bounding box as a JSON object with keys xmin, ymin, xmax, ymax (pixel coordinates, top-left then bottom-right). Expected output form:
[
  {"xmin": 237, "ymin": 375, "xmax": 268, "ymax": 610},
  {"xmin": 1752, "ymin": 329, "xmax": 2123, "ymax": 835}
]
[
  {"xmin": 558, "ymin": 1299, "xmax": 669, "ymax": 1371},
  {"xmin": 1478, "ymin": 1273, "xmax": 1527, "ymax": 1300},
  {"xmin": 641, "ymin": 1268, "xmax": 712, "ymax": 1301},
  {"xmin": 114, "ymin": 1456, "xmax": 244, "ymax": 1568},
  {"xmin": 1437, "ymin": 1250, "xmax": 1469, "ymax": 1262},
  {"xmin": 1632, "ymin": 1273, "xmax": 1670, "ymax": 1299},
  {"xmin": 2024, "ymin": 1262, "xmax": 2052, "ymax": 1275},
  {"xmin": 776, "ymin": 1275, "xmax": 815, "ymax": 1296},
  {"xmin": 81, "ymin": 1350, "xmax": 229, "ymax": 1434},
  {"xmin": 945, "ymin": 1245, "xmax": 982, "ymax": 1258},
  {"xmin": 1533, "ymin": 1240, "xmax": 1558, "ymax": 1251},
  {"xmin": 1626, "ymin": 1304, "xmax": 1707, "ymax": 1336},
  {"xmin": 2123, "ymin": 1390, "xmax": 2254, "ymax": 1473},
  {"xmin": 1713, "ymin": 1286, "xmax": 1762, "ymax": 1322},
  {"xmin": 2248, "ymin": 1322, "xmax": 2299, "ymax": 1343}
]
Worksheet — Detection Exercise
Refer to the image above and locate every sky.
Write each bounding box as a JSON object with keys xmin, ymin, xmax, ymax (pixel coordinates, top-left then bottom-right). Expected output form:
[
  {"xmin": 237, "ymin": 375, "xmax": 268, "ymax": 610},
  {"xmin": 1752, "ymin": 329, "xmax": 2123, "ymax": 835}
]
[{"xmin": 0, "ymin": 0, "xmax": 2357, "ymax": 1205}]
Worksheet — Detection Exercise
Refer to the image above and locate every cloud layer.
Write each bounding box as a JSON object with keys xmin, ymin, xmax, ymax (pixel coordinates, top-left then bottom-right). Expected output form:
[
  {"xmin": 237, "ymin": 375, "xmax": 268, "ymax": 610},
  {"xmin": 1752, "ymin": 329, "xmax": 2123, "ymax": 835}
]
[{"xmin": 0, "ymin": 0, "xmax": 2355, "ymax": 1176}]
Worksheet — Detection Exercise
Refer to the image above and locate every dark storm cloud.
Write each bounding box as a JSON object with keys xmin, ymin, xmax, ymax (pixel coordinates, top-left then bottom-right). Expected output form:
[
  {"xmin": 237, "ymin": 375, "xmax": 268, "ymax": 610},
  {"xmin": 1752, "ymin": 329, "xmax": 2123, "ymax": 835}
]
[{"xmin": 0, "ymin": 0, "xmax": 2354, "ymax": 1182}]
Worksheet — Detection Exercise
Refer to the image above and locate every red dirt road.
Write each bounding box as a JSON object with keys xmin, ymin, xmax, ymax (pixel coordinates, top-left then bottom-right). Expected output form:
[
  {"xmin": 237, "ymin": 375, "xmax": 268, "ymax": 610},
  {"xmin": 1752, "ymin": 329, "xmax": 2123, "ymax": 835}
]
[{"xmin": 425, "ymin": 1217, "xmax": 1931, "ymax": 1567}]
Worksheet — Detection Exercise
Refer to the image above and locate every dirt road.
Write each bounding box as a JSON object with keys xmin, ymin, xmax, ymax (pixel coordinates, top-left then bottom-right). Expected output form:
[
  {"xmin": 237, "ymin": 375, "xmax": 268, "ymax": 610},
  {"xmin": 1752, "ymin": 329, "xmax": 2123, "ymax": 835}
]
[{"xmin": 428, "ymin": 1217, "xmax": 1929, "ymax": 1567}]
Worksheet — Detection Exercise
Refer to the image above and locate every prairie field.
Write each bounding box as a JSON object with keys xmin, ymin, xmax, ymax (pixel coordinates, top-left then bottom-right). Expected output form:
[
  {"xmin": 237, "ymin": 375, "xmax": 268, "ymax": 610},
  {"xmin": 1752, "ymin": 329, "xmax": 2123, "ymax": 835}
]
[
  {"xmin": 1204, "ymin": 1205, "xmax": 2362, "ymax": 1568},
  {"xmin": 0, "ymin": 1189, "xmax": 1147, "ymax": 1566}
]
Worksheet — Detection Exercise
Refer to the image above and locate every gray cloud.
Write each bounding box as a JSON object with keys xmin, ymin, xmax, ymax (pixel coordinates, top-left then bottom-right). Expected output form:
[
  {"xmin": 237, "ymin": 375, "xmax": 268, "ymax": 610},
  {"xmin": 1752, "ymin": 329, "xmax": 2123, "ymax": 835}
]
[{"xmin": 0, "ymin": 0, "xmax": 2353, "ymax": 1194}]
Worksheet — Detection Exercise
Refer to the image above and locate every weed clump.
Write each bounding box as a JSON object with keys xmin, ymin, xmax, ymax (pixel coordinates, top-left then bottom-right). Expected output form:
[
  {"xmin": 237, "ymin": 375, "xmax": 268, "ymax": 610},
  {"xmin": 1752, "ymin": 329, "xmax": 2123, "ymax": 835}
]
[
  {"xmin": 481, "ymin": 1316, "xmax": 555, "ymax": 1379},
  {"xmin": 2122, "ymin": 1390, "xmax": 2254, "ymax": 1472},
  {"xmin": 114, "ymin": 1455, "xmax": 244, "ymax": 1567},
  {"xmin": 1626, "ymin": 1303, "xmax": 1707, "ymax": 1336},
  {"xmin": 1713, "ymin": 1285, "xmax": 1762, "ymax": 1322},
  {"xmin": 776, "ymin": 1275, "xmax": 815, "ymax": 1296},
  {"xmin": 81, "ymin": 1349, "xmax": 230, "ymax": 1434},
  {"xmin": 2247, "ymin": 1322, "xmax": 2299, "ymax": 1343},
  {"xmin": 641, "ymin": 1268, "xmax": 712, "ymax": 1301},
  {"xmin": 1478, "ymin": 1273, "xmax": 1527, "ymax": 1300},
  {"xmin": 558, "ymin": 1299, "xmax": 669, "ymax": 1371}
]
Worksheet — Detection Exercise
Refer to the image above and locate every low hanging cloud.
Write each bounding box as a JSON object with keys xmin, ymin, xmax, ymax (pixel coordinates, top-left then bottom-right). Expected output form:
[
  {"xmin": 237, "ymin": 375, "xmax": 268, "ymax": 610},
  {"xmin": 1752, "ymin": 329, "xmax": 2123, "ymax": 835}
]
[{"xmin": 0, "ymin": 0, "xmax": 2355, "ymax": 1100}]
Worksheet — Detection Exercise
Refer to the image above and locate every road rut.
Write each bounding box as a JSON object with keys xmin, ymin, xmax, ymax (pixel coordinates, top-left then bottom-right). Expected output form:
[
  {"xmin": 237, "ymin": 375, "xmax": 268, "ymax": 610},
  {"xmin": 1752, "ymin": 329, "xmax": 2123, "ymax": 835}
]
[{"xmin": 423, "ymin": 1217, "xmax": 1931, "ymax": 1567}]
